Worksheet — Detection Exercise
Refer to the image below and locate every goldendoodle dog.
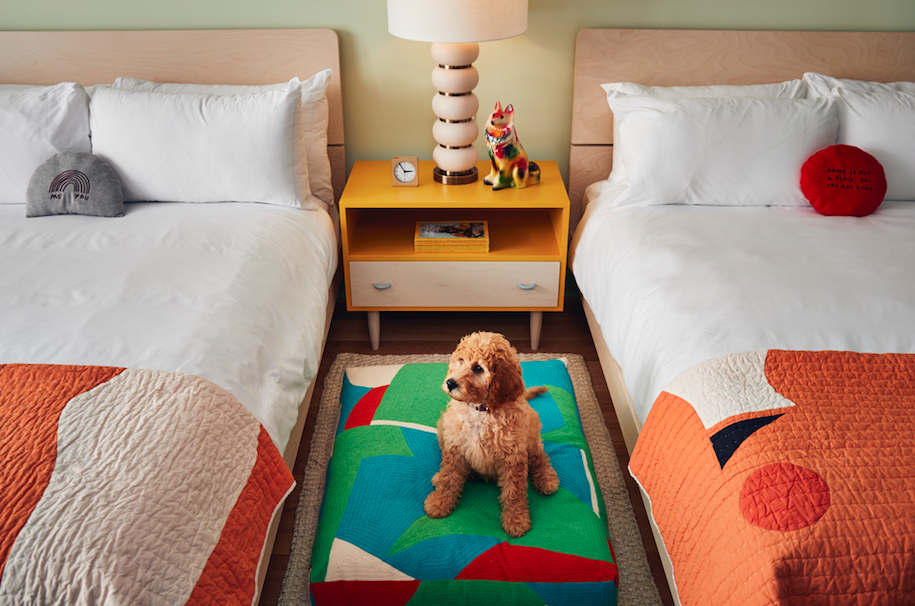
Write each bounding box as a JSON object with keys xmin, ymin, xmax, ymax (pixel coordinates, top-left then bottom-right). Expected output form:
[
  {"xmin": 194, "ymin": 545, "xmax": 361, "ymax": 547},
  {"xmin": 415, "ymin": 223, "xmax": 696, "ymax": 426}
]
[{"xmin": 424, "ymin": 331, "xmax": 560, "ymax": 537}]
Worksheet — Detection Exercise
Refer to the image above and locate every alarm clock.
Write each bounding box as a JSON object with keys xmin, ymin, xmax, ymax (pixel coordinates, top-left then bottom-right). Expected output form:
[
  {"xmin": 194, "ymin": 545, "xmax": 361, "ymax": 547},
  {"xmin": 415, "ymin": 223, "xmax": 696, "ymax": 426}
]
[{"xmin": 392, "ymin": 156, "xmax": 419, "ymax": 187}]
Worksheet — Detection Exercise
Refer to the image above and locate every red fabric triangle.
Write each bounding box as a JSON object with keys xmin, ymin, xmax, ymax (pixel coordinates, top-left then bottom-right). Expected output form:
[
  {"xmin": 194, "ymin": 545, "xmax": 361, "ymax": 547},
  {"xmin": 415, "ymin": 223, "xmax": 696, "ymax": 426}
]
[
  {"xmin": 344, "ymin": 385, "xmax": 387, "ymax": 430},
  {"xmin": 310, "ymin": 580, "xmax": 419, "ymax": 606},
  {"xmin": 455, "ymin": 542, "xmax": 618, "ymax": 583}
]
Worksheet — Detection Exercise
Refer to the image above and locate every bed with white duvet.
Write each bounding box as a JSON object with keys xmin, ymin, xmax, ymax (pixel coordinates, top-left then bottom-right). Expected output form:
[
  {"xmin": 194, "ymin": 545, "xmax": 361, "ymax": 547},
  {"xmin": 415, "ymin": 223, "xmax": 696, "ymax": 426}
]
[
  {"xmin": 568, "ymin": 29, "xmax": 915, "ymax": 606},
  {"xmin": 0, "ymin": 28, "xmax": 342, "ymax": 605}
]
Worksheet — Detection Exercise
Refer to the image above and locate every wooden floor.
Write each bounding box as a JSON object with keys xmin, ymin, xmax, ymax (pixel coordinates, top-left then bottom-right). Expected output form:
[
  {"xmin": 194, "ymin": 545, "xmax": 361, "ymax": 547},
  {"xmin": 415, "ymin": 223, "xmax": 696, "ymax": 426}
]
[{"xmin": 258, "ymin": 296, "xmax": 674, "ymax": 606}]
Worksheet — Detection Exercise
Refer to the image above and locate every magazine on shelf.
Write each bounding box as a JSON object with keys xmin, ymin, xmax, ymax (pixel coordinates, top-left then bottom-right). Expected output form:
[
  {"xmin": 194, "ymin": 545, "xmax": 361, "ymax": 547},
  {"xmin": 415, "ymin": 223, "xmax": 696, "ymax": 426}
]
[{"xmin": 413, "ymin": 221, "xmax": 489, "ymax": 252}]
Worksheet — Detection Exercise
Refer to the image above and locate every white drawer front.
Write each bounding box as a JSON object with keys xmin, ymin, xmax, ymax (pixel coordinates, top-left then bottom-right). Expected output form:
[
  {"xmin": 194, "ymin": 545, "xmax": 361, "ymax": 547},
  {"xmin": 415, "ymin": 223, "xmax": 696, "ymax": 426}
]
[{"xmin": 349, "ymin": 261, "xmax": 560, "ymax": 308}]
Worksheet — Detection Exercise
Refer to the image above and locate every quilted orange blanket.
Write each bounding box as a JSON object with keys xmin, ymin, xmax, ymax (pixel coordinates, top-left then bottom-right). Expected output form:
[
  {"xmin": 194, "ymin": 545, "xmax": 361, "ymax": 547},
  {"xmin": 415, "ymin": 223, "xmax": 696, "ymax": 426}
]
[
  {"xmin": 630, "ymin": 350, "xmax": 915, "ymax": 606},
  {"xmin": 0, "ymin": 364, "xmax": 294, "ymax": 604}
]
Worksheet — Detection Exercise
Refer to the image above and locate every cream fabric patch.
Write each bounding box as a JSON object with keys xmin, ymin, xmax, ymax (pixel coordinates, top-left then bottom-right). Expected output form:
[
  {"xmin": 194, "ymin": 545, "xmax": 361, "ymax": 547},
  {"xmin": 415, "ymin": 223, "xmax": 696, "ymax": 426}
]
[
  {"xmin": 346, "ymin": 363, "xmax": 405, "ymax": 388},
  {"xmin": 0, "ymin": 369, "xmax": 260, "ymax": 604},
  {"xmin": 664, "ymin": 350, "xmax": 796, "ymax": 429},
  {"xmin": 326, "ymin": 538, "xmax": 415, "ymax": 582}
]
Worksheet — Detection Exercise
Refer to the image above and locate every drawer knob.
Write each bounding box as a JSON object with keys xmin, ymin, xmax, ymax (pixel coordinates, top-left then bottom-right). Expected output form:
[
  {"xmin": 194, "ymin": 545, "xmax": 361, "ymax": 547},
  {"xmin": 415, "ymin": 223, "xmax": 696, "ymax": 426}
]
[
  {"xmin": 373, "ymin": 282, "xmax": 392, "ymax": 290},
  {"xmin": 518, "ymin": 283, "xmax": 536, "ymax": 290}
]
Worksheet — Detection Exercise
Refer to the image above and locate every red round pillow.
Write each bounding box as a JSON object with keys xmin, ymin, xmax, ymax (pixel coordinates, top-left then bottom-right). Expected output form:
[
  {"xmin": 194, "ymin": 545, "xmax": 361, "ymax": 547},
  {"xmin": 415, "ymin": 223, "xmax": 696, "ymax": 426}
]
[{"xmin": 800, "ymin": 145, "xmax": 887, "ymax": 217}]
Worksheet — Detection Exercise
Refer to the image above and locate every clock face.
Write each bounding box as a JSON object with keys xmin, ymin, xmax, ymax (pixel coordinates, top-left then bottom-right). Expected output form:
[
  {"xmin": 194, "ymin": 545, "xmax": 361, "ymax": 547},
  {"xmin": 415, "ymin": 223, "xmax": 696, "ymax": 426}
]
[{"xmin": 394, "ymin": 161, "xmax": 417, "ymax": 183}]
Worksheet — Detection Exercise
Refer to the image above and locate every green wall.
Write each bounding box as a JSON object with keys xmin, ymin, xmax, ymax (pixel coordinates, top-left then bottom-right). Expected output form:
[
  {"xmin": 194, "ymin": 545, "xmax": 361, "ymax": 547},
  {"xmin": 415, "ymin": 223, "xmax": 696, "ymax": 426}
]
[{"xmin": 6, "ymin": 0, "xmax": 915, "ymax": 182}]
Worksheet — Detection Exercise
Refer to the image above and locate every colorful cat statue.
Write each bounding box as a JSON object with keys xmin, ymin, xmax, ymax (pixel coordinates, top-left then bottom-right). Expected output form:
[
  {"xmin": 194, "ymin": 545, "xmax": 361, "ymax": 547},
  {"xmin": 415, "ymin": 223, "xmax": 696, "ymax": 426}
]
[{"xmin": 483, "ymin": 101, "xmax": 541, "ymax": 190}]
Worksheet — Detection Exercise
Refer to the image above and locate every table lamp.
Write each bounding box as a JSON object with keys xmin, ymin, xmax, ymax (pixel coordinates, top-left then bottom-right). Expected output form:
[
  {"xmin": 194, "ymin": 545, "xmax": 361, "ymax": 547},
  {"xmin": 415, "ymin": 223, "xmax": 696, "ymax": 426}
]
[{"xmin": 387, "ymin": 0, "xmax": 528, "ymax": 184}]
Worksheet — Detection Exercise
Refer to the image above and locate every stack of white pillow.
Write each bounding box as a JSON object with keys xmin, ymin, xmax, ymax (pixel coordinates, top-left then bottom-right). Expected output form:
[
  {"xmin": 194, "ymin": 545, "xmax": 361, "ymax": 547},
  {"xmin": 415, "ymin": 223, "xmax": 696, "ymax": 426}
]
[
  {"xmin": 599, "ymin": 72, "xmax": 915, "ymax": 208},
  {"xmin": 0, "ymin": 70, "xmax": 334, "ymax": 210}
]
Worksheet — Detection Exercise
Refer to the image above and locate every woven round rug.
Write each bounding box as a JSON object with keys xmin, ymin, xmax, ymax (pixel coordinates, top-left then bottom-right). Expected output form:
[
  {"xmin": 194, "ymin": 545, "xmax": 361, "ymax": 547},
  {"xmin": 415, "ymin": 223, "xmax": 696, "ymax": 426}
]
[{"xmin": 278, "ymin": 352, "xmax": 662, "ymax": 606}]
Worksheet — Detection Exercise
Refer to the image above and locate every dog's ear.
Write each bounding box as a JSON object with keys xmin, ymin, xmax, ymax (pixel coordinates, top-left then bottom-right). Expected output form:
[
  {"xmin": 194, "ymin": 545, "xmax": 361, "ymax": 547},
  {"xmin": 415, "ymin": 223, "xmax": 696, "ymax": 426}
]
[
  {"xmin": 488, "ymin": 342, "xmax": 525, "ymax": 406},
  {"xmin": 506, "ymin": 104, "xmax": 514, "ymax": 115},
  {"xmin": 493, "ymin": 100, "xmax": 502, "ymax": 112}
]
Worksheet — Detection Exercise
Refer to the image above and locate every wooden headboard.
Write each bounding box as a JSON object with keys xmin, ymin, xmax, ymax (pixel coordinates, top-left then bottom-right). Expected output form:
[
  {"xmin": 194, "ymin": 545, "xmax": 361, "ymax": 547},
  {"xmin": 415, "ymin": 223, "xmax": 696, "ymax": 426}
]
[
  {"xmin": 569, "ymin": 29, "xmax": 915, "ymax": 232},
  {"xmin": 0, "ymin": 29, "xmax": 346, "ymax": 202}
]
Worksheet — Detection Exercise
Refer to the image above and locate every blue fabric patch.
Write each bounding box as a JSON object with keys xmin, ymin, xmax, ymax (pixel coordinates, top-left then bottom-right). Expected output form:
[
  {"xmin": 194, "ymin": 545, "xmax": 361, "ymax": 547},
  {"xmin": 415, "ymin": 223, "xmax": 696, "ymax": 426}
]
[
  {"xmin": 387, "ymin": 534, "xmax": 501, "ymax": 580},
  {"xmin": 521, "ymin": 359, "xmax": 575, "ymax": 394},
  {"xmin": 529, "ymin": 391, "xmax": 565, "ymax": 434},
  {"xmin": 545, "ymin": 442, "xmax": 593, "ymax": 511},
  {"xmin": 711, "ymin": 414, "xmax": 784, "ymax": 468},
  {"xmin": 527, "ymin": 580, "xmax": 618, "ymax": 606},
  {"xmin": 335, "ymin": 428, "xmax": 440, "ymax": 560},
  {"xmin": 337, "ymin": 374, "xmax": 372, "ymax": 435}
]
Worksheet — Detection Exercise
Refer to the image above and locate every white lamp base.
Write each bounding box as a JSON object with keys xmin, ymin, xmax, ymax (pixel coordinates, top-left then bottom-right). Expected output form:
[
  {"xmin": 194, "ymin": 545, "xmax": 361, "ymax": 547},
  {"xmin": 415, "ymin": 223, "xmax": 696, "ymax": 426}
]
[{"xmin": 430, "ymin": 42, "xmax": 480, "ymax": 185}]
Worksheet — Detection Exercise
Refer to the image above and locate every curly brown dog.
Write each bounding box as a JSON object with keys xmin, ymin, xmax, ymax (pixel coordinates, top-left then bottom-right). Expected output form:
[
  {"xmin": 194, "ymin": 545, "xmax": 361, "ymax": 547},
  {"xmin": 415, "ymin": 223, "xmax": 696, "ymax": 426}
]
[{"xmin": 424, "ymin": 331, "xmax": 560, "ymax": 537}]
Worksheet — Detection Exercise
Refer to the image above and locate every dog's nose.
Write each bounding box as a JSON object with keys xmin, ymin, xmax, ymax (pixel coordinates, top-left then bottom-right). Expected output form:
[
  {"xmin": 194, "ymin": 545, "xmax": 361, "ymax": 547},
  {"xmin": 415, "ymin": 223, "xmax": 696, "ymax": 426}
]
[{"xmin": 446, "ymin": 378, "xmax": 458, "ymax": 392}]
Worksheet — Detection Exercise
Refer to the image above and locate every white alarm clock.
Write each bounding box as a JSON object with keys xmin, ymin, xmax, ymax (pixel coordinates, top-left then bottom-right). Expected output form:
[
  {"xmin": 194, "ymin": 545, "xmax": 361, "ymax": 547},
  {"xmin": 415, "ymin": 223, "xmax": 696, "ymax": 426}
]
[{"xmin": 391, "ymin": 156, "xmax": 419, "ymax": 187}]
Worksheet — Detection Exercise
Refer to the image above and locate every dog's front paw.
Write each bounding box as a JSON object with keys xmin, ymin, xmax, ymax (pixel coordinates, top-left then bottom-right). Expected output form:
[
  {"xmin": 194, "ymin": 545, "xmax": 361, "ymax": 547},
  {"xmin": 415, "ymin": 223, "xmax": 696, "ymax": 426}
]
[
  {"xmin": 501, "ymin": 513, "xmax": 532, "ymax": 538},
  {"xmin": 532, "ymin": 465, "xmax": 560, "ymax": 496},
  {"xmin": 424, "ymin": 490, "xmax": 456, "ymax": 519}
]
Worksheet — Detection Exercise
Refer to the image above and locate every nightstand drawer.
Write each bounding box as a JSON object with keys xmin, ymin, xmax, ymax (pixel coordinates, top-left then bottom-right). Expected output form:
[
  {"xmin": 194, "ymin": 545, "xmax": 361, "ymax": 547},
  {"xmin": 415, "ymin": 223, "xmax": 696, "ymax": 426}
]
[{"xmin": 349, "ymin": 261, "xmax": 560, "ymax": 308}]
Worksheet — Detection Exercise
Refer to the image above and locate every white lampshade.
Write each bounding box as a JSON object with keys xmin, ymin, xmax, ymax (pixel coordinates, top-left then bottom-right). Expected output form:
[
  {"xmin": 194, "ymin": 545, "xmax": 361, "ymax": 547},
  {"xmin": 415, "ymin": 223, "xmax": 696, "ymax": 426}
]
[{"xmin": 387, "ymin": 0, "xmax": 528, "ymax": 43}]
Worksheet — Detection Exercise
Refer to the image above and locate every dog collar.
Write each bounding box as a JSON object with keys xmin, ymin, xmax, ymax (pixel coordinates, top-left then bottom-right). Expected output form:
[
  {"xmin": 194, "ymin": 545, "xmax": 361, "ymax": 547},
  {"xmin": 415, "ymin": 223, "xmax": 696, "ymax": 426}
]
[
  {"xmin": 485, "ymin": 129, "xmax": 509, "ymax": 145},
  {"xmin": 473, "ymin": 402, "xmax": 490, "ymax": 413}
]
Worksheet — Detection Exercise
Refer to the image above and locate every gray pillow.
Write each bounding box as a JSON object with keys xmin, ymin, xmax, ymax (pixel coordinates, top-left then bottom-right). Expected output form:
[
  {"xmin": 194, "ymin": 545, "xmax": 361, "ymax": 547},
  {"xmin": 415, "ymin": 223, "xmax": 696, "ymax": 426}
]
[{"xmin": 26, "ymin": 151, "xmax": 124, "ymax": 217}]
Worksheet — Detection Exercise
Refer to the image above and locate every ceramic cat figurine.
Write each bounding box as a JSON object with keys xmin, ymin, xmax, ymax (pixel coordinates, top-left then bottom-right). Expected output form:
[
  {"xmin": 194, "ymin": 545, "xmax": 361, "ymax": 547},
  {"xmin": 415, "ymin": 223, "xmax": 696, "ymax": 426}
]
[{"xmin": 483, "ymin": 102, "xmax": 541, "ymax": 190}]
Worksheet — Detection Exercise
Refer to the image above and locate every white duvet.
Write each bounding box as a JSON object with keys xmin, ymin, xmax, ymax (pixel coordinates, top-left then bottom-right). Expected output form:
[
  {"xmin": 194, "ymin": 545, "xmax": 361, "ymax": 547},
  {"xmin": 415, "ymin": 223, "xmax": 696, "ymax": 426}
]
[
  {"xmin": 0, "ymin": 201, "xmax": 337, "ymax": 452},
  {"xmin": 571, "ymin": 182, "xmax": 915, "ymax": 425}
]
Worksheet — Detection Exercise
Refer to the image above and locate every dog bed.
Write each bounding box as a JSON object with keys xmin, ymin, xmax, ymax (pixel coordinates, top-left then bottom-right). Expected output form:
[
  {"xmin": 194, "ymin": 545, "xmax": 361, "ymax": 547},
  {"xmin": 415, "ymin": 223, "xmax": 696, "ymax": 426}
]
[{"xmin": 308, "ymin": 359, "xmax": 619, "ymax": 605}]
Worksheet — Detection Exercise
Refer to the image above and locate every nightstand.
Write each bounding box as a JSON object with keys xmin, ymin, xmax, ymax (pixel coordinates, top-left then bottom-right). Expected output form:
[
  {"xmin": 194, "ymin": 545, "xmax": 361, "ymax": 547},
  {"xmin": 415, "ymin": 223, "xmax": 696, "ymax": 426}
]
[{"xmin": 340, "ymin": 160, "xmax": 569, "ymax": 350}]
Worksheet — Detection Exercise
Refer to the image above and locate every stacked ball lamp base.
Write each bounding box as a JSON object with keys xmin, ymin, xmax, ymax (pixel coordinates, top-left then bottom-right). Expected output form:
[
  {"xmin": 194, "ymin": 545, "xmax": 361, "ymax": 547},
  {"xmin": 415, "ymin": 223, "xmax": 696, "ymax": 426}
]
[{"xmin": 430, "ymin": 42, "xmax": 480, "ymax": 184}]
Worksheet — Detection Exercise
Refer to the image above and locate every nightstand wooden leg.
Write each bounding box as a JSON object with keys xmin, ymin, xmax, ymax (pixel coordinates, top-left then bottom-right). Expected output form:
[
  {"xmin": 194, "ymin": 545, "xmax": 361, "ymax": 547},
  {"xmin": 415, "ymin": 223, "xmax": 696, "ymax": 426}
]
[
  {"xmin": 530, "ymin": 311, "xmax": 543, "ymax": 351},
  {"xmin": 367, "ymin": 311, "xmax": 381, "ymax": 350}
]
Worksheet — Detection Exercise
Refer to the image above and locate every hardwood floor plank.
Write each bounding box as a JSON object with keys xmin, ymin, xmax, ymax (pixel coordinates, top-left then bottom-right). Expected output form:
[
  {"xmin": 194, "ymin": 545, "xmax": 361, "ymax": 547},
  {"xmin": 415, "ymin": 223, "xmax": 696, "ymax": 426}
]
[{"xmin": 258, "ymin": 297, "xmax": 674, "ymax": 606}]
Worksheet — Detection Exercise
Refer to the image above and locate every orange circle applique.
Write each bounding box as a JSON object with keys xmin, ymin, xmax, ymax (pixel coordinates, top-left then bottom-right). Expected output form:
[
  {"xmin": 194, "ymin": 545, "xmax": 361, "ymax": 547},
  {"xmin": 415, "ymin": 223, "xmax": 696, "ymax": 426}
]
[{"xmin": 740, "ymin": 462, "xmax": 830, "ymax": 531}]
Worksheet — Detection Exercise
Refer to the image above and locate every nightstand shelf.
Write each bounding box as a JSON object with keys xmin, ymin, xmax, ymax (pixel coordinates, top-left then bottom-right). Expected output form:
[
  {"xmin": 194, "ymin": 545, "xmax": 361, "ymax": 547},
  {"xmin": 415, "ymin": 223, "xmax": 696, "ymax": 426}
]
[
  {"xmin": 345, "ymin": 208, "xmax": 562, "ymax": 261},
  {"xmin": 340, "ymin": 160, "xmax": 570, "ymax": 350}
]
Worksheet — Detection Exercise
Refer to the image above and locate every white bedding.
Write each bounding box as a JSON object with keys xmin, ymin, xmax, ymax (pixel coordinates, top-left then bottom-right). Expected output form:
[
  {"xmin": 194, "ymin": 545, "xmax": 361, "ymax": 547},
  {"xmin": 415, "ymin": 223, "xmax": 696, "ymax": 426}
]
[
  {"xmin": 0, "ymin": 201, "xmax": 337, "ymax": 452},
  {"xmin": 571, "ymin": 182, "xmax": 915, "ymax": 424}
]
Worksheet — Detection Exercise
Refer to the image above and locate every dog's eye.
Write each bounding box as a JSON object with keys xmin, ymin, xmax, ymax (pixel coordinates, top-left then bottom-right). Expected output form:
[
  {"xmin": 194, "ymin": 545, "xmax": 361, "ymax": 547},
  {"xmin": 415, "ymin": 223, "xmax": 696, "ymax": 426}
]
[{"xmin": 472, "ymin": 365, "xmax": 484, "ymax": 374}]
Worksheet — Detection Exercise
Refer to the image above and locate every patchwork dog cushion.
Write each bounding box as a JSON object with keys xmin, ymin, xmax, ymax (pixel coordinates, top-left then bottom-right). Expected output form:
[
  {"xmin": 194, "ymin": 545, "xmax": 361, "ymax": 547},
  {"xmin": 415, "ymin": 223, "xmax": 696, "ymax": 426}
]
[
  {"xmin": 309, "ymin": 359, "xmax": 618, "ymax": 605},
  {"xmin": 26, "ymin": 151, "xmax": 124, "ymax": 218}
]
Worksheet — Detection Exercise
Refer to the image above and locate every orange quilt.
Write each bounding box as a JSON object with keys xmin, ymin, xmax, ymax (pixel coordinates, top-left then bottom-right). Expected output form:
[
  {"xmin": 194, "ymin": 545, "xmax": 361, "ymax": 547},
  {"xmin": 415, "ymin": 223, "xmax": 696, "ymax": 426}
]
[
  {"xmin": 0, "ymin": 364, "xmax": 294, "ymax": 604},
  {"xmin": 630, "ymin": 350, "xmax": 915, "ymax": 605}
]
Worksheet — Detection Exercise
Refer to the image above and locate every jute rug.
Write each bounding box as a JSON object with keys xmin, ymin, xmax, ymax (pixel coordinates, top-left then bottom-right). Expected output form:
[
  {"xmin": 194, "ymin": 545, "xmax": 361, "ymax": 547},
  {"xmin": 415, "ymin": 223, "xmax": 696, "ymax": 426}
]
[{"xmin": 278, "ymin": 353, "xmax": 663, "ymax": 606}]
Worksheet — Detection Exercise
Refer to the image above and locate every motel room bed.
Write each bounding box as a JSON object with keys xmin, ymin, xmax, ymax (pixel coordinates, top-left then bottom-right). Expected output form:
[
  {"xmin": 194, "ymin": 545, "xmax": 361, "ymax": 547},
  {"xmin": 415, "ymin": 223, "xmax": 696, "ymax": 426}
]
[
  {"xmin": 568, "ymin": 29, "xmax": 915, "ymax": 605},
  {"xmin": 0, "ymin": 29, "xmax": 344, "ymax": 604}
]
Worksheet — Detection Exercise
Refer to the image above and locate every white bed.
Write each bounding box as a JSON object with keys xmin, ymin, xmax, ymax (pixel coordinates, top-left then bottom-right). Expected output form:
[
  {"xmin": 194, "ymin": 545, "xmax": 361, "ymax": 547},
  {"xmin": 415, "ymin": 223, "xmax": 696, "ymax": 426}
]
[
  {"xmin": 0, "ymin": 29, "xmax": 344, "ymax": 605},
  {"xmin": 568, "ymin": 29, "xmax": 915, "ymax": 606}
]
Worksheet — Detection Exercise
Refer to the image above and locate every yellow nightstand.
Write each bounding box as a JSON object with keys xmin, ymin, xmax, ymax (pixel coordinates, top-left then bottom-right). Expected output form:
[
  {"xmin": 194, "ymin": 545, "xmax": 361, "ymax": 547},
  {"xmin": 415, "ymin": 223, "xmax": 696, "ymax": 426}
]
[{"xmin": 340, "ymin": 160, "xmax": 569, "ymax": 350}]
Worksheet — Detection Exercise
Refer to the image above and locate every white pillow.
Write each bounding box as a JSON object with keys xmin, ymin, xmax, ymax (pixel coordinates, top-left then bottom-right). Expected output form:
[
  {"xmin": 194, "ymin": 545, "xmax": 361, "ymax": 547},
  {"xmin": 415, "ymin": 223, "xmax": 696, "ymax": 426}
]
[
  {"xmin": 601, "ymin": 80, "xmax": 807, "ymax": 183},
  {"xmin": 834, "ymin": 89, "xmax": 915, "ymax": 201},
  {"xmin": 113, "ymin": 69, "xmax": 334, "ymax": 206},
  {"xmin": 0, "ymin": 83, "xmax": 91, "ymax": 204},
  {"xmin": 90, "ymin": 83, "xmax": 303, "ymax": 206},
  {"xmin": 610, "ymin": 96, "xmax": 839, "ymax": 208},
  {"xmin": 602, "ymin": 79, "xmax": 807, "ymax": 100},
  {"xmin": 804, "ymin": 72, "xmax": 915, "ymax": 98}
]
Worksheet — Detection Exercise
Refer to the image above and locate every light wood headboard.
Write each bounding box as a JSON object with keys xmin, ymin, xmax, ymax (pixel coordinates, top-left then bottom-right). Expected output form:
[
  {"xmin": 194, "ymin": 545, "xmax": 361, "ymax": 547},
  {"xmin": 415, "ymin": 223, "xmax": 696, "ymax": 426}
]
[
  {"xmin": 569, "ymin": 29, "xmax": 915, "ymax": 232},
  {"xmin": 0, "ymin": 29, "xmax": 346, "ymax": 202}
]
